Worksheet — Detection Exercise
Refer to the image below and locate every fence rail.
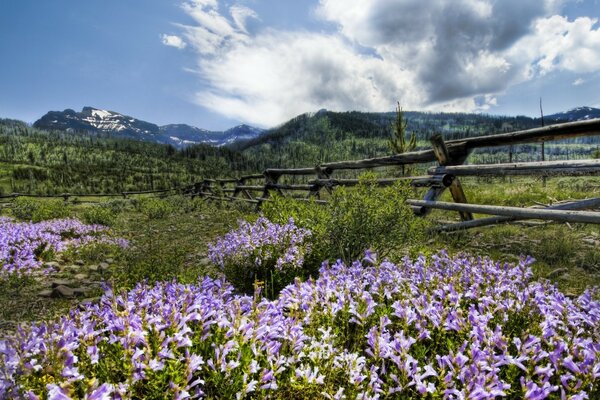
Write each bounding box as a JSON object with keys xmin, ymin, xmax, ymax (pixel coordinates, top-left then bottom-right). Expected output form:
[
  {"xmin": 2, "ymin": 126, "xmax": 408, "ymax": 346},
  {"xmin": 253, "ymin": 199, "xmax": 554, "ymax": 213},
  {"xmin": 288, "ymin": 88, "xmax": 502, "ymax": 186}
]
[
  {"xmin": 191, "ymin": 118, "xmax": 600, "ymax": 230},
  {"xmin": 2, "ymin": 119, "xmax": 600, "ymax": 231}
]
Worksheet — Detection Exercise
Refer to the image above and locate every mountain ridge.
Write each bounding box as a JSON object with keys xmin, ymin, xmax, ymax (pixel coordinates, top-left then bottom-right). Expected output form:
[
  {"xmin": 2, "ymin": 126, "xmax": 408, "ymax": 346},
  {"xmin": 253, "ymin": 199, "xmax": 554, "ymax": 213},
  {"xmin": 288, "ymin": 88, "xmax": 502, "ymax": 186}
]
[{"xmin": 33, "ymin": 107, "xmax": 264, "ymax": 148}]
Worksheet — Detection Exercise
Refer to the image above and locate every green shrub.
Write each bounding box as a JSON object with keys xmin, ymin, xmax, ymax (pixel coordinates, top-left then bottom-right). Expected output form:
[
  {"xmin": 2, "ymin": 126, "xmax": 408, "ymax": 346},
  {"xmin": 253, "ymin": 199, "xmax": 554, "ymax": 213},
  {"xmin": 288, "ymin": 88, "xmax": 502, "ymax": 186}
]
[
  {"xmin": 82, "ymin": 205, "xmax": 118, "ymax": 226},
  {"xmin": 134, "ymin": 197, "xmax": 174, "ymax": 220},
  {"xmin": 11, "ymin": 197, "xmax": 70, "ymax": 222},
  {"xmin": 327, "ymin": 174, "xmax": 426, "ymax": 261},
  {"xmin": 104, "ymin": 199, "xmax": 131, "ymax": 214},
  {"xmin": 262, "ymin": 173, "xmax": 426, "ymax": 267}
]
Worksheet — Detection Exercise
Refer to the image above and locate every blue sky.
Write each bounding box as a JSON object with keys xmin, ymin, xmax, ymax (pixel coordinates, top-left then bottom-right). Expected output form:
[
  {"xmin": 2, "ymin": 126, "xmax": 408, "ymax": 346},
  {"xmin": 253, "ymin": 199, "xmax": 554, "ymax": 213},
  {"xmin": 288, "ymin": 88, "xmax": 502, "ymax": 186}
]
[{"xmin": 1, "ymin": 0, "xmax": 599, "ymax": 130}]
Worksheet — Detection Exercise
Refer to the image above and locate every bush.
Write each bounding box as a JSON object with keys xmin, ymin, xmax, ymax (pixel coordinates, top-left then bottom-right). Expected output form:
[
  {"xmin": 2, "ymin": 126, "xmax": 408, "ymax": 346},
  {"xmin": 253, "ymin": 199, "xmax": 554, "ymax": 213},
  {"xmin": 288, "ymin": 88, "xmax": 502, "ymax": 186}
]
[
  {"xmin": 81, "ymin": 205, "xmax": 118, "ymax": 227},
  {"xmin": 262, "ymin": 173, "xmax": 426, "ymax": 266},
  {"xmin": 134, "ymin": 197, "xmax": 174, "ymax": 219},
  {"xmin": 208, "ymin": 217, "xmax": 312, "ymax": 298},
  {"xmin": 11, "ymin": 197, "xmax": 70, "ymax": 222},
  {"xmin": 104, "ymin": 198, "xmax": 131, "ymax": 214}
]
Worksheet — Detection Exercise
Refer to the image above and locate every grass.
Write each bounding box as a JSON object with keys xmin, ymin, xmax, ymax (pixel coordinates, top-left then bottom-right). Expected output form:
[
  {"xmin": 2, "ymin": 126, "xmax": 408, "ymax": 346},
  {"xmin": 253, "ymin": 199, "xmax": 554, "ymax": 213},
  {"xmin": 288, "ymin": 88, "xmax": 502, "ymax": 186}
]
[
  {"xmin": 0, "ymin": 196, "xmax": 251, "ymax": 337},
  {"xmin": 428, "ymin": 176, "xmax": 600, "ymax": 293},
  {"xmin": 1, "ymin": 176, "xmax": 599, "ymax": 337}
]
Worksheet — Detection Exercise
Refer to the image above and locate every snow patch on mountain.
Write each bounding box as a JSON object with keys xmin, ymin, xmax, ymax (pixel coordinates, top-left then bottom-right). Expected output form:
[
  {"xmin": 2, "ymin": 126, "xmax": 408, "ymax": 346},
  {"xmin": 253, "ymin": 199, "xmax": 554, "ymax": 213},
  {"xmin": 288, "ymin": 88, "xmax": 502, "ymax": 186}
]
[{"xmin": 33, "ymin": 107, "xmax": 264, "ymax": 148}]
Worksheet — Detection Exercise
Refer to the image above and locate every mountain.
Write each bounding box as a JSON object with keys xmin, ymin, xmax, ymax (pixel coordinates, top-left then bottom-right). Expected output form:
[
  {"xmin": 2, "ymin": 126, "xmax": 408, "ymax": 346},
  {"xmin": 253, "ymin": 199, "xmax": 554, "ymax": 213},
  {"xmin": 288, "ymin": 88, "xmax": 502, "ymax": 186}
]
[
  {"xmin": 545, "ymin": 106, "xmax": 600, "ymax": 122},
  {"xmin": 33, "ymin": 107, "xmax": 264, "ymax": 148},
  {"xmin": 156, "ymin": 124, "xmax": 263, "ymax": 147}
]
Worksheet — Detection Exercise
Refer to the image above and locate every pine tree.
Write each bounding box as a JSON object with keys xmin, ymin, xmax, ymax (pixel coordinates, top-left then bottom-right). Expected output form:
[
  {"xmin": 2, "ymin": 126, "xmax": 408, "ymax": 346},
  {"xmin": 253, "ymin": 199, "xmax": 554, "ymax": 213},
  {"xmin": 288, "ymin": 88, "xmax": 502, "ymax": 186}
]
[{"xmin": 388, "ymin": 102, "xmax": 417, "ymax": 176}]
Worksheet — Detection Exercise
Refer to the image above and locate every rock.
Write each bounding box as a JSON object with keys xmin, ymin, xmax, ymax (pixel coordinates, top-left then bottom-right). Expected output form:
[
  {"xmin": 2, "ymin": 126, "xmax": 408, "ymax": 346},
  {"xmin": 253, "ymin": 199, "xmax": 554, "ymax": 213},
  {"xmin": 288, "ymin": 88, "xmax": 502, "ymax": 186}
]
[
  {"xmin": 52, "ymin": 285, "xmax": 75, "ymax": 298},
  {"xmin": 546, "ymin": 268, "xmax": 568, "ymax": 279},
  {"xmin": 51, "ymin": 279, "xmax": 74, "ymax": 288},
  {"xmin": 74, "ymin": 273, "xmax": 89, "ymax": 281},
  {"xmin": 199, "ymin": 257, "xmax": 212, "ymax": 266},
  {"xmin": 75, "ymin": 259, "xmax": 85, "ymax": 266},
  {"xmin": 105, "ymin": 258, "xmax": 114, "ymax": 264},
  {"xmin": 62, "ymin": 265, "xmax": 80, "ymax": 273},
  {"xmin": 99, "ymin": 262, "xmax": 110, "ymax": 271},
  {"xmin": 38, "ymin": 289, "xmax": 53, "ymax": 298},
  {"xmin": 44, "ymin": 261, "xmax": 60, "ymax": 269},
  {"xmin": 582, "ymin": 238, "xmax": 598, "ymax": 246},
  {"xmin": 80, "ymin": 297, "xmax": 101, "ymax": 306},
  {"xmin": 72, "ymin": 287, "xmax": 91, "ymax": 297},
  {"xmin": 88, "ymin": 265, "xmax": 99, "ymax": 272}
]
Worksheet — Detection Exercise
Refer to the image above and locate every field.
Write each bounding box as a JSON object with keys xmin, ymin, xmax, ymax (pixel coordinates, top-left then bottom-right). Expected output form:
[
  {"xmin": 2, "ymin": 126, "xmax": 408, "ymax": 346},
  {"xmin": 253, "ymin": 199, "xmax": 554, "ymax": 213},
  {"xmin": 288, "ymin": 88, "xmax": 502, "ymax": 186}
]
[{"xmin": 1, "ymin": 174, "xmax": 599, "ymax": 398}]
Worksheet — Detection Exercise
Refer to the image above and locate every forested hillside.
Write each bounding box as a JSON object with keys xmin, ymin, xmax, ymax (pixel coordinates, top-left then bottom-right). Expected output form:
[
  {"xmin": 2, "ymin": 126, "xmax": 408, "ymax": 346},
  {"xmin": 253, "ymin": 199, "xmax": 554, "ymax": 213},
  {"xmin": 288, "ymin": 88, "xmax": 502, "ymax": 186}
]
[
  {"xmin": 233, "ymin": 110, "xmax": 600, "ymax": 169},
  {"xmin": 3, "ymin": 107, "xmax": 599, "ymax": 195},
  {"xmin": 0, "ymin": 120, "xmax": 256, "ymax": 195}
]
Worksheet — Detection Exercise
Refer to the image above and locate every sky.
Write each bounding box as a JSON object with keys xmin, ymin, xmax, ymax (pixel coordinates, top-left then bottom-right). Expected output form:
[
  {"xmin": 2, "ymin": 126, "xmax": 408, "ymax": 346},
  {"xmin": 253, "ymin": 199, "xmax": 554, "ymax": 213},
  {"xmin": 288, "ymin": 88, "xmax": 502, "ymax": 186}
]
[{"xmin": 1, "ymin": 0, "xmax": 599, "ymax": 130}]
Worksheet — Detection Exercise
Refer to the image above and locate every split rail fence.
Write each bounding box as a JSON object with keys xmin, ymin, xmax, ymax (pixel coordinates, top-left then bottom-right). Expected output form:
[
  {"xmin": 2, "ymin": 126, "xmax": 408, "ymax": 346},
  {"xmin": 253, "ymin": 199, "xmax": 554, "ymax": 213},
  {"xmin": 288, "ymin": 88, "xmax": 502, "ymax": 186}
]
[
  {"xmin": 190, "ymin": 118, "xmax": 600, "ymax": 232},
  {"xmin": 1, "ymin": 119, "xmax": 600, "ymax": 232}
]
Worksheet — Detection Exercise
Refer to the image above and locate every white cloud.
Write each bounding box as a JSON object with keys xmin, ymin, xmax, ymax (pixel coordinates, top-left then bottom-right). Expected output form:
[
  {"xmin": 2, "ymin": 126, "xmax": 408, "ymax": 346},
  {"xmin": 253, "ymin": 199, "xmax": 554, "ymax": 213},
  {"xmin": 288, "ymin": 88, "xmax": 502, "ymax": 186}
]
[
  {"xmin": 195, "ymin": 32, "xmax": 422, "ymax": 126},
  {"xmin": 172, "ymin": 0, "xmax": 600, "ymax": 126},
  {"xmin": 521, "ymin": 16, "xmax": 600, "ymax": 74},
  {"xmin": 229, "ymin": 5, "xmax": 259, "ymax": 34},
  {"xmin": 161, "ymin": 34, "xmax": 187, "ymax": 49},
  {"xmin": 573, "ymin": 78, "xmax": 586, "ymax": 85}
]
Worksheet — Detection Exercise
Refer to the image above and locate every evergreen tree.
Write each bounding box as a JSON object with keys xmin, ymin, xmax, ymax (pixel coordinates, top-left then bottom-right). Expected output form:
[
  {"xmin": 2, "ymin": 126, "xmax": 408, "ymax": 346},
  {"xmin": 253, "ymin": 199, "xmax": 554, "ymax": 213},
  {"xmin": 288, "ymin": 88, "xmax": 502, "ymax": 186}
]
[{"xmin": 388, "ymin": 102, "xmax": 417, "ymax": 176}]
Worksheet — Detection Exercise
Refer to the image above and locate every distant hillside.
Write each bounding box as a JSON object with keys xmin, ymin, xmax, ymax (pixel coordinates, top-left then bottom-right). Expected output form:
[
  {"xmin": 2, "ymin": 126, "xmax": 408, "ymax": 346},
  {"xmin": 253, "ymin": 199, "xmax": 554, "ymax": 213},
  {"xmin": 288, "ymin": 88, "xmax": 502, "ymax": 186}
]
[
  {"xmin": 33, "ymin": 107, "xmax": 264, "ymax": 148},
  {"xmin": 0, "ymin": 119, "xmax": 258, "ymax": 195},
  {"xmin": 230, "ymin": 107, "xmax": 600, "ymax": 171},
  {"xmin": 229, "ymin": 110, "xmax": 539, "ymax": 170}
]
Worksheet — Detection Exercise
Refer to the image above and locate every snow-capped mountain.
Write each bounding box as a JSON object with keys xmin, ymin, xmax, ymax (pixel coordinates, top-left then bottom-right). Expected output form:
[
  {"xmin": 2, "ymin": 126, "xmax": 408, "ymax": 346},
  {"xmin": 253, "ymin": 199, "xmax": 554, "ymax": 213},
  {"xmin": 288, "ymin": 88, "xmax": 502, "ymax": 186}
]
[
  {"xmin": 545, "ymin": 106, "xmax": 600, "ymax": 122},
  {"xmin": 33, "ymin": 107, "xmax": 264, "ymax": 148},
  {"xmin": 34, "ymin": 107, "xmax": 160, "ymax": 136}
]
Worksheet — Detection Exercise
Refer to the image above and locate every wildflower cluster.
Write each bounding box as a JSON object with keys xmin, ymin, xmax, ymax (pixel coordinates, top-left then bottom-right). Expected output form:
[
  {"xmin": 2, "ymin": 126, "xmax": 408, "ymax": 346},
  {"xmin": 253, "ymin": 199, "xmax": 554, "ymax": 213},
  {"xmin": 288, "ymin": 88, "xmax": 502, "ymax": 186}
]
[
  {"xmin": 0, "ymin": 217, "xmax": 128, "ymax": 279},
  {"xmin": 208, "ymin": 217, "xmax": 311, "ymax": 296},
  {"xmin": 1, "ymin": 252, "xmax": 598, "ymax": 399}
]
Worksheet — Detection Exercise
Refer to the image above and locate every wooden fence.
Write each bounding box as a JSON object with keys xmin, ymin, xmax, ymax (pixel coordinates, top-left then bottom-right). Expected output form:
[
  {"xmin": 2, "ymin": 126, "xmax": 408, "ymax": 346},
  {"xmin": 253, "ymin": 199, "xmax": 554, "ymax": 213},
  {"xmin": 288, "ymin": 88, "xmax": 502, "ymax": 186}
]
[
  {"xmin": 1, "ymin": 119, "xmax": 599, "ymax": 231},
  {"xmin": 190, "ymin": 118, "xmax": 600, "ymax": 231}
]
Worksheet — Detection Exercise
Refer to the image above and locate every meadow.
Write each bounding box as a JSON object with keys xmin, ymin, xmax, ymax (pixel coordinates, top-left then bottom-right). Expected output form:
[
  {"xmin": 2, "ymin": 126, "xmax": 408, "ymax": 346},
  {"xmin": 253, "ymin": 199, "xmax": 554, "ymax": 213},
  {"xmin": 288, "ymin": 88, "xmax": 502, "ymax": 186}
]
[{"xmin": 1, "ymin": 174, "xmax": 599, "ymax": 399}]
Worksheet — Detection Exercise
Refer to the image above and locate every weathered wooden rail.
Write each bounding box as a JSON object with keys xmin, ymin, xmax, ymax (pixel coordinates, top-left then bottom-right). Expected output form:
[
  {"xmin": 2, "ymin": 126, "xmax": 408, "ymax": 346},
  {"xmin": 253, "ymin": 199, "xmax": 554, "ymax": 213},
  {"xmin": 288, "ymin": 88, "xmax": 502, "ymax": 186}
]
[
  {"xmin": 191, "ymin": 118, "xmax": 600, "ymax": 230},
  {"xmin": 2, "ymin": 119, "xmax": 599, "ymax": 231}
]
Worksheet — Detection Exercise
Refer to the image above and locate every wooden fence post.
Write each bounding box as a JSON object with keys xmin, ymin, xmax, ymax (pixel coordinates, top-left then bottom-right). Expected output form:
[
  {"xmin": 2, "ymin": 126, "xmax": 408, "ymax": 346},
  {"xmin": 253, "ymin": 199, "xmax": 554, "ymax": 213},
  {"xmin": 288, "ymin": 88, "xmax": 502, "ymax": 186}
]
[{"xmin": 423, "ymin": 134, "xmax": 473, "ymax": 221}]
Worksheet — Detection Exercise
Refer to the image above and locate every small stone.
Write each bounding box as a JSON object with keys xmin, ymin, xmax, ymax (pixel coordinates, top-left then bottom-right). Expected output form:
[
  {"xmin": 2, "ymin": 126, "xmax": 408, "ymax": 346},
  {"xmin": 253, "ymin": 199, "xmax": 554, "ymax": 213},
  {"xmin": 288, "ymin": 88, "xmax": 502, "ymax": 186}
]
[
  {"xmin": 51, "ymin": 280, "xmax": 74, "ymax": 288},
  {"xmin": 72, "ymin": 287, "xmax": 91, "ymax": 297},
  {"xmin": 45, "ymin": 261, "xmax": 60, "ymax": 269},
  {"xmin": 88, "ymin": 265, "xmax": 99, "ymax": 272},
  {"xmin": 75, "ymin": 259, "xmax": 85, "ymax": 266},
  {"xmin": 38, "ymin": 289, "xmax": 53, "ymax": 298},
  {"xmin": 99, "ymin": 262, "xmax": 110, "ymax": 271},
  {"xmin": 105, "ymin": 258, "xmax": 114, "ymax": 264},
  {"xmin": 546, "ymin": 268, "xmax": 568, "ymax": 279},
  {"xmin": 80, "ymin": 297, "xmax": 101, "ymax": 306},
  {"xmin": 582, "ymin": 238, "xmax": 598, "ymax": 246},
  {"xmin": 199, "ymin": 257, "xmax": 212, "ymax": 266},
  {"xmin": 62, "ymin": 265, "xmax": 80, "ymax": 272},
  {"xmin": 52, "ymin": 285, "xmax": 75, "ymax": 298},
  {"xmin": 74, "ymin": 273, "xmax": 89, "ymax": 281}
]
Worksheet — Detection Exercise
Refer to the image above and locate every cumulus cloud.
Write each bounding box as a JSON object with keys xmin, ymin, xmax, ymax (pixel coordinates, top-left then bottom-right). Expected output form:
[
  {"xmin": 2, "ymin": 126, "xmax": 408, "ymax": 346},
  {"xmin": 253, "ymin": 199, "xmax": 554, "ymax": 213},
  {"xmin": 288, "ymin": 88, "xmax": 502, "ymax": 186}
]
[
  {"xmin": 172, "ymin": 0, "xmax": 600, "ymax": 126},
  {"xmin": 573, "ymin": 78, "xmax": 586, "ymax": 86},
  {"xmin": 161, "ymin": 34, "xmax": 187, "ymax": 49}
]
